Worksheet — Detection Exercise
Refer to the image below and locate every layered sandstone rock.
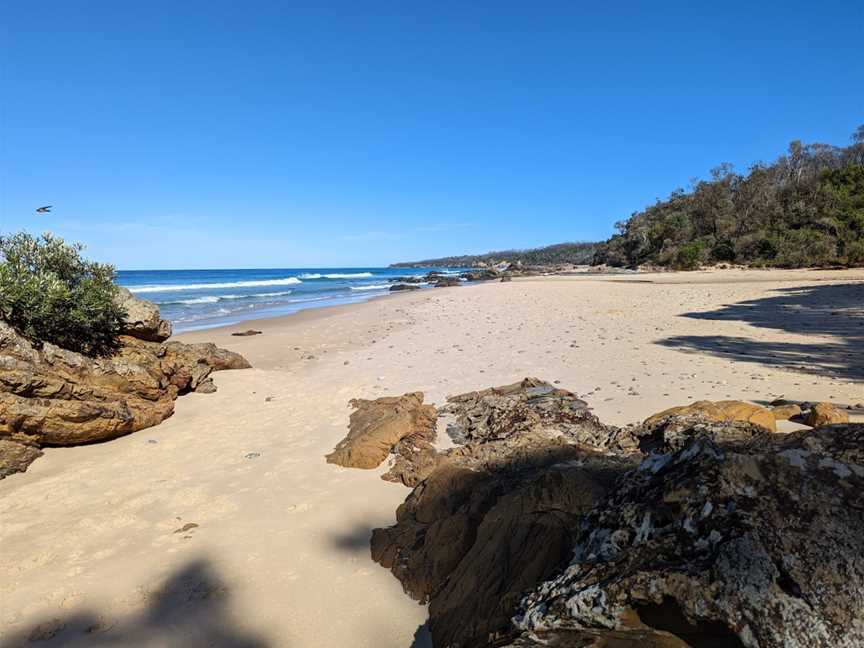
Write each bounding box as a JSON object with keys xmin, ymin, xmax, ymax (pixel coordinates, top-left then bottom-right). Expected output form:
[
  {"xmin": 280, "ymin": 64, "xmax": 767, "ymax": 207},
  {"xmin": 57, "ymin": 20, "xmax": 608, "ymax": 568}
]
[
  {"xmin": 0, "ymin": 300, "xmax": 250, "ymax": 478},
  {"xmin": 114, "ymin": 286, "xmax": 173, "ymax": 342},
  {"xmin": 325, "ymin": 393, "xmax": 437, "ymax": 470},
  {"xmin": 644, "ymin": 399, "xmax": 777, "ymax": 432},
  {"xmin": 805, "ymin": 401, "xmax": 850, "ymax": 426}
]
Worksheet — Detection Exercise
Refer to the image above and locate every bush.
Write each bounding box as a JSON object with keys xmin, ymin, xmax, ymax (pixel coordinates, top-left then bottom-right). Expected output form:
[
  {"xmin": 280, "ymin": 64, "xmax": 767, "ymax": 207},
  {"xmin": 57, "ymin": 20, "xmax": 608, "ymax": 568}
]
[
  {"xmin": 673, "ymin": 241, "xmax": 705, "ymax": 270},
  {"xmin": 0, "ymin": 231, "xmax": 125, "ymax": 356}
]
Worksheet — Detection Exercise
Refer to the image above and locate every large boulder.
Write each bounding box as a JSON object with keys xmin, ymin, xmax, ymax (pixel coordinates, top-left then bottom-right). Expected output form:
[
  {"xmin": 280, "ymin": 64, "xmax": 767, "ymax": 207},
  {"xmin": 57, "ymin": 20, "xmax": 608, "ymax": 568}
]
[
  {"xmin": 114, "ymin": 286, "xmax": 172, "ymax": 342},
  {"xmin": 645, "ymin": 399, "xmax": 777, "ymax": 433},
  {"xmin": 513, "ymin": 424, "xmax": 864, "ymax": 647},
  {"xmin": 0, "ymin": 319, "xmax": 250, "ymax": 477},
  {"xmin": 325, "ymin": 393, "xmax": 436, "ymax": 470},
  {"xmin": 805, "ymin": 402, "xmax": 849, "ymax": 427}
]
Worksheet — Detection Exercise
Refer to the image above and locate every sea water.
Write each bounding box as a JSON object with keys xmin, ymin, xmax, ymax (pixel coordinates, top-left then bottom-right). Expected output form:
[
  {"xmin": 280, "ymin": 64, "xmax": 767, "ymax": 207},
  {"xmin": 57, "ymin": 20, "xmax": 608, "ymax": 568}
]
[{"xmin": 117, "ymin": 267, "xmax": 462, "ymax": 332}]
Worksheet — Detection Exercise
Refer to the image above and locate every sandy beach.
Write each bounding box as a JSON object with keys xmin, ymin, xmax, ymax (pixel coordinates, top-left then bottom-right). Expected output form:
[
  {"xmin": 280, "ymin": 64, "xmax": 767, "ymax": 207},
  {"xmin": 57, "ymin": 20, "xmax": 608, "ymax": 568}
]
[{"xmin": 1, "ymin": 268, "xmax": 862, "ymax": 647}]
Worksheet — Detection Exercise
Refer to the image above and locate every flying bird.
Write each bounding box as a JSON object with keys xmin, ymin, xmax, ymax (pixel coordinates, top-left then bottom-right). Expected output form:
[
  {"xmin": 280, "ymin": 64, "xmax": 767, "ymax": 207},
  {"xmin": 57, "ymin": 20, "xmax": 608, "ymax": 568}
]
[{"xmin": 35, "ymin": 206, "xmax": 52, "ymax": 213}]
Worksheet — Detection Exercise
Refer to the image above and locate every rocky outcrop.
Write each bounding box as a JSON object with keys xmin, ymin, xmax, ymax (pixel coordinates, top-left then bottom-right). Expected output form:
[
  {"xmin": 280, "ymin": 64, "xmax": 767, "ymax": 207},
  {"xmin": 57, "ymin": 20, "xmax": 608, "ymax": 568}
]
[
  {"xmin": 325, "ymin": 393, "xmax": 436, "ymax": 470},
  {"xmin": 434, "ymin": 277, "xmax": 461, "ymax": 287},
  {"xmin": 114, "ymin": 286, "xmax": 172, "ymax": 342},
  {"xmin": 370, "ymin": 379, "xmax": 637, "ymax": 646},
  {"xmin": 361, "ymin": 379, "xmax": 864, "ymax": 648},
  {"xmin": 513, "ymin": 424, "xmax": 864, "ymax": 648},
  {"xmin": 0, "ymin": 299, "xmax": 250, "ymax": 478},
  {"xmin": 389, "ymin": 283, "xmax": 421, "ymax": 292},
  {"xmin": 644, "ymin": 399, "xmax": 777, "ymax": 433},
  {"xmin": 805, "ymin": 401, "xmax": 850, "ymax": 426}
]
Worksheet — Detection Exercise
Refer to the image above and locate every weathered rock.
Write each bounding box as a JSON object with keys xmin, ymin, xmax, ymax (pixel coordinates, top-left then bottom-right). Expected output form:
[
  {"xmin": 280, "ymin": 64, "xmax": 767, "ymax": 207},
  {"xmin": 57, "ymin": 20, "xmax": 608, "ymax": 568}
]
[
  {"xmin": 389, "ymin": 283, "xmax": 421, "ymax": 292},
  {"xmin": 114, "ymin": 287, "xmax": 172, "ymax": 342},
  {"xmin": 771, "ymin": 403, "xmax": 802, "ymax": 420},
  {"xmin": 367, "ymin": 376, "xmax": 864, "ymax": 648},
  {"xmin": 0, "ymin": 319, "xmax": 250, "ymax": 476},
  {"xmin": 434, "ymin": 277, "xmax": 461, "ymax": 288},
  {"xmin": 501, "ymin": 275, "xmax": 512, "ymax": 282},
  {"xmin": 370, "ymin": 379, "xmax": 636, "ymax": 647},
  {"xmin": 230, "ymin": 329, "xmax": 262, "ymax": 337},
  {"xmin": 372, "ymin": 443, "xmax": 631, "ymax": 648},
  {"xmin": 440, "ymin": 378, "xmax": 612, "ymax": 449},
  {"xmin": 514, "ymin": 424, "xmax": 864, "ymax": 648},
  {"xmin": 325, "ymin": 393, "xmax": 436, "ymax": 470},
  {"xmin": 805, "ymin": 401, "xmax": 850, "ymax": 427},
  {"xmin": 645, "ymin": 399, "xmax": 777, "ymax": 433},
  {"xmin": 0, "ymin": 439, "xmax": 43, "ymax": 478}
]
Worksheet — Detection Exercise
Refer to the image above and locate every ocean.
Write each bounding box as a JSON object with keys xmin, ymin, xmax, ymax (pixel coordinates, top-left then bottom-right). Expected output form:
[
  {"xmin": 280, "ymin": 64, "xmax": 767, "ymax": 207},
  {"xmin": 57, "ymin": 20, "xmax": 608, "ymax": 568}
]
[{"xmin": 116, "ymin": 267, "xmax": 462, "ymax": 332}]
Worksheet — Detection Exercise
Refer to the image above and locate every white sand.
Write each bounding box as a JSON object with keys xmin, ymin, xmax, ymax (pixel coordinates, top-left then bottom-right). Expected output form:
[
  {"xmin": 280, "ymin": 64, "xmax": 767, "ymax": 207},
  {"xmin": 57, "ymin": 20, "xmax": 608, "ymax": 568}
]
[{"xmin": 1, "ymin": 269, "xmax": 862, "ymax": 647}]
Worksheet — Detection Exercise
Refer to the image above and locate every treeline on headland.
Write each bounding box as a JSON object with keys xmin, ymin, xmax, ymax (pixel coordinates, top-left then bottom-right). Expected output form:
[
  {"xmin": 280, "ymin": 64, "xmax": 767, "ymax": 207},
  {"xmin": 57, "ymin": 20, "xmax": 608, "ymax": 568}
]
[
  {"xmin": 394, "ymin": 125, "xmax": 864, "ymax": 270},
  {"xmin": 594, "ymin": 125, "xmax": 864, "ymax": 269},
  {"xmin": 390, "ymin": 241, "xmax": 598, "ymax": 268}
]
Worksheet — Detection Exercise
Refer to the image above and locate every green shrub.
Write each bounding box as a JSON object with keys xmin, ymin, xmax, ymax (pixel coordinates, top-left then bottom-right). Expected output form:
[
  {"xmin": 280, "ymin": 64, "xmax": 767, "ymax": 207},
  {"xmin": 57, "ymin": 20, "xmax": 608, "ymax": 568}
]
[
  {"xmin": 673, "ymin": 241, "xmax": 705, "ymax": 270},
  {"xmin": 0, "ymin": 231, "xmax": 125, "ymax": 356}
]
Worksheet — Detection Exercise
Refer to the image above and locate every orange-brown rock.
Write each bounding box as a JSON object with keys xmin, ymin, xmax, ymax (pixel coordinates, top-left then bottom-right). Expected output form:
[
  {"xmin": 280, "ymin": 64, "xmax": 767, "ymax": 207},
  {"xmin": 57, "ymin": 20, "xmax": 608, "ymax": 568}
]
[
  {"xmin": 326, "ymin": 393, "xmax": 437, "ymax": 470},
  {"xmin": 0, "ymin": 319, "xmax": 250, "ymax": 475},
  {"xmin": 0, "ymin": 439, "xmax": 42, "ymax": 479},
  {"xmin": 644, "ymin": 399, "xmax": 777, "ymax": 432},
  {"xmin": 805, "ymin": 402, "xmax": 850, "ymax": 427},
  {"xmin": 771, "ymin": 403, "xmax": 802, "ymax": 421}
]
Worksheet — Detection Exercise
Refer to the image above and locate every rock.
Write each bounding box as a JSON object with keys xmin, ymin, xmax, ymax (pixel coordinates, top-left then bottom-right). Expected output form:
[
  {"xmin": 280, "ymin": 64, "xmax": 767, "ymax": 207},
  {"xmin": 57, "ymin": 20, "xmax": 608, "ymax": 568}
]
[
  {"xmin": 771, "ymin": 403, "xmax": 802, "ymax": 420},
  {"xmin": 460, "ymin": 269, "xmax": 500, "ymax": 282},
  {"xmin": 500, "ymin": 275, "xmax": 512, "ymax": 282},
  {"xmin": 325, "ymin": 393, "xmax": 436, "ymax": 470},
  {"xmin": 231, "ymin": 329, "xmax": 262, "ymax": 337},
  {"xmin": 392, "ymin": 276, "xmax": 426, "ymax": 284},
  {"xmin": 114, "ymin": 287, "xmax": 172, "ymax": 342},
  {"xmin": 0, "ymin": 319, "xmax": 250, "ymax": 477},
  {"xmin": 514, "ymin": 424, "xmax": 864, "ymax": 648},
  {"xmin": 372, "ymin": 443, "xmax": 631, "ymax": 648},
  {"xmin": 434, "ymin": 277, "xmax": 461, "ymax": 288},
  {"xmin": 389, "ymin": 284, "xmax": 421, "ymax": 292},
  {"xmin": 0, "ymin": 439, "xmax": 42, "ymax": 478},
  {"xmin": 370, "ymin": 379, "xmax": 636, "ymax": 647},
  {"xmin": 805, "ymin": 402, "xmax": 850, "ymax": 427},
  {"xmin": 645, "ymin": 399, "xmax": 777, "ymax": 432},
  {"xmin": 368, "ymin": 377, "xmax": 864, "ymax": 648},
  {"xmin": 440, "ymin": 378, "xmax": 612, "ymax": 448}
]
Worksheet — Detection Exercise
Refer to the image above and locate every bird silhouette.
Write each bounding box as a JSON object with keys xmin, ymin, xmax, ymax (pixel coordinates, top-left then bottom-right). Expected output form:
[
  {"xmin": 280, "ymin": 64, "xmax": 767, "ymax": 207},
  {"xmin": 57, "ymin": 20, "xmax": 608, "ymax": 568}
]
[{"xmin": 35, "ymin": 206, "xmax": 52, "ymax": 213}]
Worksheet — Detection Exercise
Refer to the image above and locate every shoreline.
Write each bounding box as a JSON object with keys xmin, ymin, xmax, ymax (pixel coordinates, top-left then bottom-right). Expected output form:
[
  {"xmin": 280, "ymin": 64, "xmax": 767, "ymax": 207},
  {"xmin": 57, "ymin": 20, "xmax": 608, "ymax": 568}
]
[{"xmin": 2, "ymin": 268, "xmax": 862, "ymax": 647}]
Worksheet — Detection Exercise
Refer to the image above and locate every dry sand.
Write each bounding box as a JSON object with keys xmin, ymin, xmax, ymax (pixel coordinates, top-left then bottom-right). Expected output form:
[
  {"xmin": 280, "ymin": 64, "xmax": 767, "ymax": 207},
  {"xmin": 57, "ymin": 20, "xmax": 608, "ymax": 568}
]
[{"xmin": 1, "ymin": 268, "xmax": 862, "ymax": 647}]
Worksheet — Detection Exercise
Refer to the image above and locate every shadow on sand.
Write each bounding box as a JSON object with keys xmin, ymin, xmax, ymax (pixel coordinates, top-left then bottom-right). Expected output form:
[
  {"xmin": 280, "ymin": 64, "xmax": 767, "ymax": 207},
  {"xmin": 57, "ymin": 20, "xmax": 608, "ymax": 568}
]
[
  {"xmin": 659, "ymin": 282, "xmax": 864, "ymax": 382},
  {"xmin": 1, "ymin": 558, "xmax": 269, "ymax": 648}
]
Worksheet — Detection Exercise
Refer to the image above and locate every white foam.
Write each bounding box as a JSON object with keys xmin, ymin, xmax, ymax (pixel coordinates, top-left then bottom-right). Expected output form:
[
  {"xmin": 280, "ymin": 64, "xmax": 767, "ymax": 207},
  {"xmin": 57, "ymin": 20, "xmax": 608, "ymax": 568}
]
[
  {"xmin": 129, "ymin": 278, "xmax": 302, "ymax": 293},
  {"xmin": 299, "ymin": 272, "xmax": 374, "ymax": 279},
  {"xmin": 165, "ymin": 290, "xmax": 294, "ymax": 305},
  {"xmin": 350, "ymin": 284, "xmax": 390, "ymax": 291}
]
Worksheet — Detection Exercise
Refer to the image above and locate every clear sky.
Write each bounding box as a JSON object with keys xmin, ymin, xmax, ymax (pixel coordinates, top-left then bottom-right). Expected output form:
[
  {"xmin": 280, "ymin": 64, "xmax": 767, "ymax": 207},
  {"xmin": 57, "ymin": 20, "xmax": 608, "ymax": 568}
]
[{"xmin": 1, "ymin": 1, "xmax": 862, "ymax": 269}]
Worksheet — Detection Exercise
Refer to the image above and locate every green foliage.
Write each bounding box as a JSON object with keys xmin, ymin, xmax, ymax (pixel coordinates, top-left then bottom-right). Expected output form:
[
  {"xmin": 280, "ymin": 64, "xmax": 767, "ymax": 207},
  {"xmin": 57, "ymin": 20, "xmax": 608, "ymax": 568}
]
[
  {"xmin": 673, "ymin": 241, "xmax": 705, "ymax": 270},
  {"xmin": 0, "ymin": 231, "xmax": 125, "ymax": 356},
  {"xmin": 594, "ymin": 126, "xmax": 864, "ymax": 270},
  {"xmin": 393, "ymin": 241, "xmax": 598, "ymax": 268}
]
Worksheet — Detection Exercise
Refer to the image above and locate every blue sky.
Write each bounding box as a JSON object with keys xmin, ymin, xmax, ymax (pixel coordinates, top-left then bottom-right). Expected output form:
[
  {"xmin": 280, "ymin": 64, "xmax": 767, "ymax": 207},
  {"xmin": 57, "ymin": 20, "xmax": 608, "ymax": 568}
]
[{"xmin": 1, "ymin": 1, "xmax": 862, "ymax": 269}]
